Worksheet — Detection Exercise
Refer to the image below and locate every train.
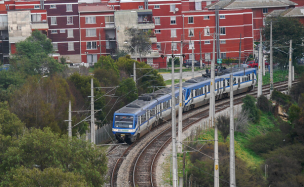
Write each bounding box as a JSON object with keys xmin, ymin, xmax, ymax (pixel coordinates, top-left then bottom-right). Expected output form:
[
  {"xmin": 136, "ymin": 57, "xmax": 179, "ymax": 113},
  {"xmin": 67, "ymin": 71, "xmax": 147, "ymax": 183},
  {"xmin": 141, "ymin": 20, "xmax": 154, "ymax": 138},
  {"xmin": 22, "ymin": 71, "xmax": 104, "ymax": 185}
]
[{"xmin": 112, "ymin": 67, "xmax": 257, "ymax": 144}]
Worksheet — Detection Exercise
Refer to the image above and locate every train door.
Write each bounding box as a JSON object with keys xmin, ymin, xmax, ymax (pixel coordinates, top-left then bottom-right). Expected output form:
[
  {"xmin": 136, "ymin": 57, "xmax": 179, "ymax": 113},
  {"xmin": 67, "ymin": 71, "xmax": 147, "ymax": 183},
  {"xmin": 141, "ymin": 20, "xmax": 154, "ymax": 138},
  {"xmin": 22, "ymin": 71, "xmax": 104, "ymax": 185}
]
[{"xmin": 238, "ymin": 77, "xmax": 241, "ymax": 88}]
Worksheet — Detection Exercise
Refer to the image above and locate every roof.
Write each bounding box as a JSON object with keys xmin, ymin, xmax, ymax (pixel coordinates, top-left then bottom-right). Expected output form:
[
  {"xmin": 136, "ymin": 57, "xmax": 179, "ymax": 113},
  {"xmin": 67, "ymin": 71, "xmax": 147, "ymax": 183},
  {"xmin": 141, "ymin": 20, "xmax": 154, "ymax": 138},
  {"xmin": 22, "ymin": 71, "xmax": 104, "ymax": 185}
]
[
  {"xmin": 78, "ymin": 3, "xmax": 114, "ymax": 12},
  {"xmin": 208, "ymin": 0, "xmax": 297, "ymax": 10},
  {"xmin": 266, "ymin": 6, "xmax": 304, "ymax": 17}
]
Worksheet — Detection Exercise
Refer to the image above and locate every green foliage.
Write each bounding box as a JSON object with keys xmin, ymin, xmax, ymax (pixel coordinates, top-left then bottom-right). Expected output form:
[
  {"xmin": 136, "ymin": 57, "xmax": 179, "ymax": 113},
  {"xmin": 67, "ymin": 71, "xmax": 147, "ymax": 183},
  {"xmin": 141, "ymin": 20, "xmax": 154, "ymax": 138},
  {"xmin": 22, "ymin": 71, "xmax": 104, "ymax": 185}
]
[
  {"xmin": 242, "ymin": 95, "xmax": 260, "ymax": 123},
  {"xmin": 94, "ymin": 68, "xmax": 119, "ymax": 87},
  {"xmin": 116, "ymin": 78, "xmax": 138, "ymax": 107},
  {"xmin": 264, "ymin": 17, "xmax": 304, "ymax": 68},
  {"xmin": 11, "ymin": 30, "xmax": 65, "ymax": 76},
  {"xmin": 0, "ymin": 102, "xmax": 24, "ymax": 137},
  {"xmin": 6, "ymin": 167, "xmax": 88, "ymax": 187},
  {"xmin": 10, "ymin": 76, "xmax": 73, "ymax": 133},
  {"xmin": 290, "ymin": 74, "xmax": 304, "ymax": 101},
  {"xmin": 112, "ymin": 50, "xmax": 128, "ymax": 61},
  {"xmin": 188, "ymin": 143, "xmax": 265, "ymax": 186},
  {"xmin": 271, "ymin": 89, "xmax": 292, "ymax": 106},
  {"xmin": 288, "ymin": 104, "xmax": 301, "ymax": 123},
  {"xmin": 257, "ymin": 95, "xmax": 272, "ymax": 112},
  {"xmin": 246, "ymin": 131, "xmax": 286, "ymax": 155},
  {"xmin": 222, "ymin": 57, "xmax": 238, "ymax": 66},
  {"xmin": 0, "ymin": 69, "xmax": 25, "ymax": 102},
  {"xmin": 94, "ymin": 55, "xmax": 119, "ymax": 77},
  {"xmin": 125, "ymin": 28, "xmax": 152, "ymax": 60},
  {"xmin": 216, "ymin": 115, "xmax": 230, "ymax": 142},
  {"xmin": 0, "ymin": 128, "xmax": 107, "ymax": 186},
  {"xmin": 168, "ymin": 57, "xmax": 180, "ymax": 66}
]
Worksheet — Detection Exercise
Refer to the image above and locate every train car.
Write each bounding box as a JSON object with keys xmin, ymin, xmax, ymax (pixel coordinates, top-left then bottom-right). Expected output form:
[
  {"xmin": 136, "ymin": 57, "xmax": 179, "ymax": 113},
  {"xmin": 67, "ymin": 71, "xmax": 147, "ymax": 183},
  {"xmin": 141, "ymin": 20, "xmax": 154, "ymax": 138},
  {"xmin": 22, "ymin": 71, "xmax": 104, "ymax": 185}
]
[{"xmin": 112, "ymin": 67, "xmax": 256, "ymax": 144}]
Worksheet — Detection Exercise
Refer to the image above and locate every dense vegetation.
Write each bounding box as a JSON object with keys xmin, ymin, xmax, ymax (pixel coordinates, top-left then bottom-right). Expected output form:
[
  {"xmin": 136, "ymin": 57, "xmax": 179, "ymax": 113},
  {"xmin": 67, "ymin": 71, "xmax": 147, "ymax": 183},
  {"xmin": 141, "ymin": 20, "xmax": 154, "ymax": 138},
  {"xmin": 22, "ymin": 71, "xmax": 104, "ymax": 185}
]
[
  {"xmin": 0, "ymin": 30, "xmax": 165, "ymax": 186},
  {"xmin": 179, "ymin": 75, "xmax": 304, "ymax": 186}
]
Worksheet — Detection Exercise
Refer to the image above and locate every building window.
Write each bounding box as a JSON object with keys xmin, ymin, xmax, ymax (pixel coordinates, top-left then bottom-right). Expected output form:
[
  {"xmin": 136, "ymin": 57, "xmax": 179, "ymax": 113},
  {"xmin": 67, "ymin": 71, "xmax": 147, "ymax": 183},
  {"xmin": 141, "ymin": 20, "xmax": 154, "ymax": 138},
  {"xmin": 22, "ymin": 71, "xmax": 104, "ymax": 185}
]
[
  {"xmin": 220, "ymin": 27, "xmax": 226, "ymax": 35},
  {"xmin": 138, "ymin": 5, "xmax": 143, "ymax": 9},
  {"xmin": 66, "ymin": 4, "xmax": 72, "ymax": 12},
  {"xmin": 204, "ymin": 40, "xmax": 210, "ymax": 44},
  {"xmin": 157, "ymin": 42, "xmax": 161, "ymax": 50},
  {"xmin": 221, "ymin": 53, "xmax": 226, "ymax": 59},
  {"xmin": 220, "ymin": 40, "xmax": 226, "ymax": 44},
  {"xmin": 50, "ymin": 5, "xmax": 56, "ymax": 9},
  {"xmin": 220, "ymin": 15, "xmax": 225, "ymax": 19},
  {"xmin": 67, "ymin": 16, "xmax": 73, "ymax": 25},
  {"xmin": 86, "ymin": 29, "xmax": 96, "ymax": 37},
  {"xmin": 154, "ymin": 5, "xmax": 160, "ymax": 9},
  {"xmin": 205, "ymin": 53, "xmax": 211, "ymax": 61},
  {"xmin": 34, "ymin": 5, "xmax": 40, "ymax": 9},
  {"xmin": 52, "ymin": 43, "xmax": 58, "ymax": 51},
  {"xmin": 171, "ymin": 29, "xmax": 176, "ymax": 37},
  {"xmin": 189, "ymin": 41, "xmax": 194, "ymax": 49},
  {"xmin": 67, "ymin": 29, "xmax": 73, "ymax": 38},
  {"xmin": 263, "ymin": 8, "xmax": 268, "ymax": 14},
  {"xmin": 105, "ymin": 16, "xmax": 114, "ymax": 23},
  {"xmin": 60, "ymin": 29, "xmax": 65, "ymax": 33},
  {"xmin": 85, "ymin": 16, "xmax": 96, "ymax": 24},
  {"xmin": 155, "ymin": 17, "xmax": 160, "ymax": 25},
  {"xmin": 87, "ymin": 54, "xmax": 97, "ymax": 64},
  {"xmin": 170, "ymin": 16, "xmax": 176, "ymax": 24},
  {"xmin": 31, "ymin": 14, "xmax": 41, "ymax": 22},
  {"xmin": 204, "ymin": 16, "xmax": 209, "ymax": 20},
  {"xmin": 188, "ymin": 28, "xmax": 194, "ymax": 37},
  {"xmin": 188, "ymin": 17, "xmax": 193, "ymax": 24},
  {"xmin": 170, "ymin": 4, "xmax": 175, "ymax": 12},
  {"xmin": 51, "ymin": 17, "xmax": 57, "ymax": 25},
  {"xmin": 171, "ymin": 43, "xmax": 177, "ymax": 50},
  {"xmin": 204, "ymin": 27, "xmax": 210, "ymax": 36},
  {"xmin": 155, "ymin": 29, "xmax": 161, "ymax": 34},
  {"xmin": 195, "ymin": 2, "xmax": 202, "ymax": 10},
  {"xmin": 68, "ymin": 42, "xmax": 74, "ymax": 51},
  {"xmin": 51, "ymin": 30, "xmax": 57, "ymax": 34},
  {"xmin": 87, "ymin": 41, "xmax": 97, "ymax": 50}
]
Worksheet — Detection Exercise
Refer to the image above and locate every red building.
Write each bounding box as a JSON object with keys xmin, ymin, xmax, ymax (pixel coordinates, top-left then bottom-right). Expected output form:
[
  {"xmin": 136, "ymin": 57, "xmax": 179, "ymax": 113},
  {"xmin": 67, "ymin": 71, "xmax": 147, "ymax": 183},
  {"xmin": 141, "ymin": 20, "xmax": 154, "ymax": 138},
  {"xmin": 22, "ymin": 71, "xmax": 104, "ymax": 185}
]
[{"xmin": 78, "ymin": 3, "xmax": 115, "ymax": 64}]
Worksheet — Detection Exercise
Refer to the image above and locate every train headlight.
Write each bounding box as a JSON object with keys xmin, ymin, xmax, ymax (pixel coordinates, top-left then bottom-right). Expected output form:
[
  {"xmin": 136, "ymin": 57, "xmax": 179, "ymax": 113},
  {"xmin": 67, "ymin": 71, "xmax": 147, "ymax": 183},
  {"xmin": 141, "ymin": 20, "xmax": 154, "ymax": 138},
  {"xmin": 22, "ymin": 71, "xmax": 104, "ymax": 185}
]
[
  {"xmin": 128, "ymin": 129, "xmax": 135, "ymax": 132},
  {"xmin": 112, "ymin": 128, "xmax": 118, "ymax": 132}
]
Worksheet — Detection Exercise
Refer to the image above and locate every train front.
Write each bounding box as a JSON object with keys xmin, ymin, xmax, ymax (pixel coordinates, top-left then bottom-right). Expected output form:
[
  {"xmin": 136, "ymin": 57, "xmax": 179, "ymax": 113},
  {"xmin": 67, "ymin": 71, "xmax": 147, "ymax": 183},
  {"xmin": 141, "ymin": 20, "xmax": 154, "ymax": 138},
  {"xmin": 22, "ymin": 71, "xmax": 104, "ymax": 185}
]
[{"xmin": 112, "ymin": 113, "xmax": 137, "ymax": 143}]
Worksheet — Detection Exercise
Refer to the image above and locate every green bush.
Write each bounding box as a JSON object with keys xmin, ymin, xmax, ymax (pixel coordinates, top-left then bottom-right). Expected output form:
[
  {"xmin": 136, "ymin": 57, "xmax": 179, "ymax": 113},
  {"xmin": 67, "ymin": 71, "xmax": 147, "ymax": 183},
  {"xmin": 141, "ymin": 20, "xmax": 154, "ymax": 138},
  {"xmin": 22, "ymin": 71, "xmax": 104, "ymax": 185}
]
[
  {"xmin": 257, "ymin": 95, "xmax": 272, "ymax": 112},
  {"xmin": 242, "ymin": 95, "xmax": 260, "ymax": 123},
  {"xmin": 168, "ymin": 57, "xmax": 180, "ymax": 66},
  {"xmin": 271, "ymin": 89, "xmax": 292, "ymax": 107},
  {"xmin": 246, "ymin": 131, "xmax": 286, "ymax": 155}
]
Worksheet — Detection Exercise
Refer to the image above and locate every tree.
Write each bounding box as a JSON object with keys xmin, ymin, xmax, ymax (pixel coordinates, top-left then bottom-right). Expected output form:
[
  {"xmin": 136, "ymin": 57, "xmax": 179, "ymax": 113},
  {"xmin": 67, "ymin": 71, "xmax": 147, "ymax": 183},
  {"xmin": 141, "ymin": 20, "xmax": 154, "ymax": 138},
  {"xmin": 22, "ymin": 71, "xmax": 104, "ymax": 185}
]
[
  {"xmin": 94, "ymin": 55, "xmax": 119, "ymax": 77},
  {"xmin": 11, "ymin": 30, "xmax": 65, "ymax": 76},
  {"xmin": 0, "ymin": 102, "xmax": 24, "ymax": 137},
  {"xmin": 0, "ymin": 69, "xmax": 25, "ymax": 102},
  {"xmin": 216, "ymin": 115, "xmax": 230, "ymax": 142},
  {"xmin": 263, "ymin": 17, "xmax": 304, "ymax": 68},
  {"xmin": 116, "ymin": 78, "xmax": 138, "ymax": 107},
  {"xmin": 10, "ymin": 75, "xmax": 73, "ymax": 133},
  {"xmin": 0, "ymin": 128, "xmax": 108, "ymax": 186},
  {"xmin": 242, "ymin": 95, "xmax": 260, "ymax": 123},
  {"xmin": 125, "ymin": 28, "xmax": 152, "ymax": 61},
  {"xmin": 6, "ymin": 167, "xmax": 88, "ymax": 187},
  {"xmin": 257, "ymin": 95, "xmax": 272, "ymax": 112},
  {"xmin": 168, "ymin": 57, "xmax": 180, "ymax": 66},
  {"xmin": 112, "ymin": 49, "xmax": 128, "ymax": 61}
]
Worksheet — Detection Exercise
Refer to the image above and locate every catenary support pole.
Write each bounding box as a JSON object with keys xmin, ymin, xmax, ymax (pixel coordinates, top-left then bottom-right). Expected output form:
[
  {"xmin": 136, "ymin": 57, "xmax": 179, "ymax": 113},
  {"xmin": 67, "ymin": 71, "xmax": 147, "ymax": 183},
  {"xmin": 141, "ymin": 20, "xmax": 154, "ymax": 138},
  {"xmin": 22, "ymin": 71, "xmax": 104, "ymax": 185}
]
[
  {"xmin": 211, "ymin": 33, "xmax": 219, "ymax": 187},
  {"xmin": 288, "ymin": 40, "xmax": 292, "ymax": 93},
  {"xmin": 270, "ymin": 21, "xmax": 273, "ymax": 96},
  {"xmin": 292, "ymin": 65, "xmax": 295, "ymax": 81},
  {"xmin": 171, "ymin": 53, "xmax": 178, "ymax": 187},
  {"xmin": 178, "ymin": 39, "xmax": 183, "ymax": 154},
  {"xmin": 229, "ymin": 74, "xmax": 235, "ymax": 187},
  {"xmin": 68, "ymin": 100, "xmax": 72, "ymax": 138},
  {"xmin": 200, "ymin": 31, "xmax": 203, "ymax": 69},
  {"xmin": 133, "ymin": 62, "xmax": 136, "ymax": 84},
  {"xmin": 91, "ymin": 78, "xmax": 95, "ymax": 144},
  {"xmin": 191, "ymin": 38, "xmax": 194, "ymax": 78},
  {"xmin": 238, "ymin": 34, "xmax": 242, "ymax": 68},
  {"xmin": 258, "ymin": 29, "xmax": 263, "ymax": 97}
]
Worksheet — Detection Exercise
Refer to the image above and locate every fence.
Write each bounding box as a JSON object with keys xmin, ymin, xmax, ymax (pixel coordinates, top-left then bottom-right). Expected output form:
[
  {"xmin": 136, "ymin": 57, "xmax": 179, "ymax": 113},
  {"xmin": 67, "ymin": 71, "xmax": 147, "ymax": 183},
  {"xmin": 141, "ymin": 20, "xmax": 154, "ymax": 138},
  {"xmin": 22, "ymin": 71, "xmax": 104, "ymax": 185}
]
[{"xmin": 87, "ymin": 123, "xmax": 115, "ymax": 144}]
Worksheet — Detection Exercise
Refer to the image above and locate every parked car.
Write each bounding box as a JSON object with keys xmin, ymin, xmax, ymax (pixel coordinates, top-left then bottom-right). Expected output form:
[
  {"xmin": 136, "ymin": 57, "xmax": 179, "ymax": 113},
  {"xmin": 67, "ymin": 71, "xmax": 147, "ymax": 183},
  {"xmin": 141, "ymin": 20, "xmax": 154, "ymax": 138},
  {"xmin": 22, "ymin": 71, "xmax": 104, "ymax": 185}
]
[
  {"xmin": 0, "ymin": 64, "xmax": 10, "ymax": 71},
  {"xmin": 246, "ymin": 60, "xmax": 258, "ymax": 68},
  {"xmin": 183, "ymin": 59, "xmax": 205, "ymax": 68}
]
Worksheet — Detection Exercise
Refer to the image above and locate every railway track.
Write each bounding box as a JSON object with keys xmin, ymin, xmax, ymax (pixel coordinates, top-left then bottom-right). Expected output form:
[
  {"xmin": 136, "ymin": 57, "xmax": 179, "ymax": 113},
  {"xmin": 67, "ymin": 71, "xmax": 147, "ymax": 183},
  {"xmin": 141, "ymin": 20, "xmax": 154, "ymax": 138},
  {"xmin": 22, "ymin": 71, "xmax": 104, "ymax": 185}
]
[{"xmin": 110, "ymin": 80, "xmax": 298, "ymax": 187}]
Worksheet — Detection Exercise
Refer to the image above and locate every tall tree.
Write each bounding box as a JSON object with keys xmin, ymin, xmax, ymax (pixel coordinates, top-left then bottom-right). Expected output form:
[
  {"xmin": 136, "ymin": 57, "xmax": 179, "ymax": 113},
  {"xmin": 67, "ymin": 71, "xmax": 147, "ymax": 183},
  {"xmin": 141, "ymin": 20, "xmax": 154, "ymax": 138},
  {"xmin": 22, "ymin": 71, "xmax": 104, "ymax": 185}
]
[
  {"xmin": 263, "ymin": 17, "xmax": 304, "ymax": 68},
  {"xmin": 125, "ymin": 28, "xmax": 152, "ymax": 61},
  {"xmin": 11, "ymin": 30, "xmax": 65, "ymax": 76}
]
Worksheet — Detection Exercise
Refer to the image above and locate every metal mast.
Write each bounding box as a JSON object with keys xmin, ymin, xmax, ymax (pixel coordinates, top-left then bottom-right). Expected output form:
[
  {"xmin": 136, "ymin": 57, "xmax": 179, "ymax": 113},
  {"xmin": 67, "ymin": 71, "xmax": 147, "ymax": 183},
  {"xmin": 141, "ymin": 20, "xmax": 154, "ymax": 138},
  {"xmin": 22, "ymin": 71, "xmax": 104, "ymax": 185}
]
[
  {"xmin": 178, "ymin": 39, "xmax": 183, "ymax": 153},
  {"xmin": 91, "ymin": 78, "xmax": 95, "ymax": 144},
  {"xmin": 258, "ymin": 29, "xmax": 263, "ymax": 97},
  {"xmin": 229, "ymin": 74, "xmax": 235, "ymax": 187},
  {"xmin": 288, "ymin": 40, "xmax": 292, "ymax": 93},
  {"xmin": 270, "ymin": 21, "xmax": 273, "ymax": 95}
]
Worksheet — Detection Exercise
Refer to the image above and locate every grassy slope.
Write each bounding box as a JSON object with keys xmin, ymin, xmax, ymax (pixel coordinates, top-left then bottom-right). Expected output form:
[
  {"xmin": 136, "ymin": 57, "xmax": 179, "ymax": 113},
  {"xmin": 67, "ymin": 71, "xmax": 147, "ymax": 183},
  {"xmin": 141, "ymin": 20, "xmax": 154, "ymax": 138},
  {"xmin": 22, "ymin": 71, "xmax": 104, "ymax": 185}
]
[{"xmin": 161, "ymin": 112, "xmax": 276, "ymax": 185}]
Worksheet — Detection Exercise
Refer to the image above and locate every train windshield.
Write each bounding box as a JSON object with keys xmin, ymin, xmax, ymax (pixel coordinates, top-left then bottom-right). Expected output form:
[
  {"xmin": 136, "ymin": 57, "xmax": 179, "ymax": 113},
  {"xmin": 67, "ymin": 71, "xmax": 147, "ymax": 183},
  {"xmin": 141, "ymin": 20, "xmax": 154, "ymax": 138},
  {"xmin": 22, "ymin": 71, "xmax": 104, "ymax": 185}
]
[{"xmin": 114, "ymin": 115, "xmax": 134, "ymax": 128}]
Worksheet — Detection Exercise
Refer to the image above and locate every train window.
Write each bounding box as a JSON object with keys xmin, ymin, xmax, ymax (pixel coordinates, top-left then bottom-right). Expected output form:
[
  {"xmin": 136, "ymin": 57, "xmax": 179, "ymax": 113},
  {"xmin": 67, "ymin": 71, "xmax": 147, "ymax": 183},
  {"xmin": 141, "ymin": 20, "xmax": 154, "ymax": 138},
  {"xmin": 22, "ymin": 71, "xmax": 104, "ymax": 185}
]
[
  {"xmin": 233, "ymin": 78, "xmax": 236, "ymax": 85},
  {"xmin": 142, "ymin": 113, "xmax": 146, "ymax": 122},
  {"xmin": 208, "ymin": 85, "xmax": 210, "ymax": 92},
  {"xmin": 223, "ymin": 80, "xmax": 225, "ymax": 87},
  {"xmin": 227, "ymin": 79, "xmax": 230, "ymax": 86}
]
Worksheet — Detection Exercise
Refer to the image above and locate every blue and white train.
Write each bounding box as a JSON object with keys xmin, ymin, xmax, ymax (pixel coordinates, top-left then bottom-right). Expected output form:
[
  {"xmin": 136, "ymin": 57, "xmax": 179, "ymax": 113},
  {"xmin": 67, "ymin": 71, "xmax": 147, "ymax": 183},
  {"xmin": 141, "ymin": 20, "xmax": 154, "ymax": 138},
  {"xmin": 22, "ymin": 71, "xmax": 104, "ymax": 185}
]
[{"xmin": 112, "ymin": 67, "xmax": 257, "ymax": 144}]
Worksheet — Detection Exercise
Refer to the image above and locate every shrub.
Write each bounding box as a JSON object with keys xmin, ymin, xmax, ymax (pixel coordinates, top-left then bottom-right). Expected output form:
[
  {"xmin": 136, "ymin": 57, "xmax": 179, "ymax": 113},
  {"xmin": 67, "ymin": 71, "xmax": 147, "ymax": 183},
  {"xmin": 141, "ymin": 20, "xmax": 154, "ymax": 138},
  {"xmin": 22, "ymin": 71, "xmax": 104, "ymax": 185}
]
[
  {"xmin": 257, "ymin": 95, "xmax": 272, "ymax": 112},
  {"xmin": 242, "ymin": 95, "xmax": 260, "ymax": 123},
  {"xmin": 271, "ymin": 89, "xmax": 292, "ymax": 107},
  {"xmin": 216, "ymin": 115, "xmax": 230, "ymax": 142}
]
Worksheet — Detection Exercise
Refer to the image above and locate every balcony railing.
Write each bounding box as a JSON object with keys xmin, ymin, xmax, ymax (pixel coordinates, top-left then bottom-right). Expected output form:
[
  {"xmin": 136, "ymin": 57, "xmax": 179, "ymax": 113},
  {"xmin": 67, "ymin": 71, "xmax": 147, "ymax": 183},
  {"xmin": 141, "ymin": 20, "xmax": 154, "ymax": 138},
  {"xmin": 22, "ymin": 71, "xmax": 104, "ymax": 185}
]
[
  {"xmin": 105, "ymin": 22, "xmax": 115, "ymax": 28},
  {"xmin": 0, "ymin": 22, "xmax": 8, "ymax": 30},
  {"xmin": 138, "ymin": 21, "xmax": 153, "ymax": 24},
  {"xmin": 31, "ymin": 21, "xmax": 48, "ymax": 30}
]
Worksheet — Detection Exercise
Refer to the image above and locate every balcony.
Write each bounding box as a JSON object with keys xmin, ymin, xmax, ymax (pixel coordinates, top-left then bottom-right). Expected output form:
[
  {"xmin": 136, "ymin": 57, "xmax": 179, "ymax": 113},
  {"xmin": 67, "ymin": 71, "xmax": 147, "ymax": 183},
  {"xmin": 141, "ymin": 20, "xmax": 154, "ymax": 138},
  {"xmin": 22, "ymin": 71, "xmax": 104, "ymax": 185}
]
[
  {"xmin": 137, "ymin": 22, "xmax": 155, "ymax": 30},
  {"xmin": 0, "ymin": 22, "xmax": 8, "ymax": 30},
  {"xmin": 150, "ymin": 36, "xmax": 157, "ymax": 43},
  {"xmin": 31, "ymin": 21, "xmax": 48, "ymax": 30},
  {"xmin": 105, "ymin": 22, "xmax": 115, "ymax": 29},
  {"xmin": 137, "ymin": 11, "xmax": 154, "ymax": 29},
  {"xmin": 131, "ymin": 50, "xmax": 159, "ymax": 58}
]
